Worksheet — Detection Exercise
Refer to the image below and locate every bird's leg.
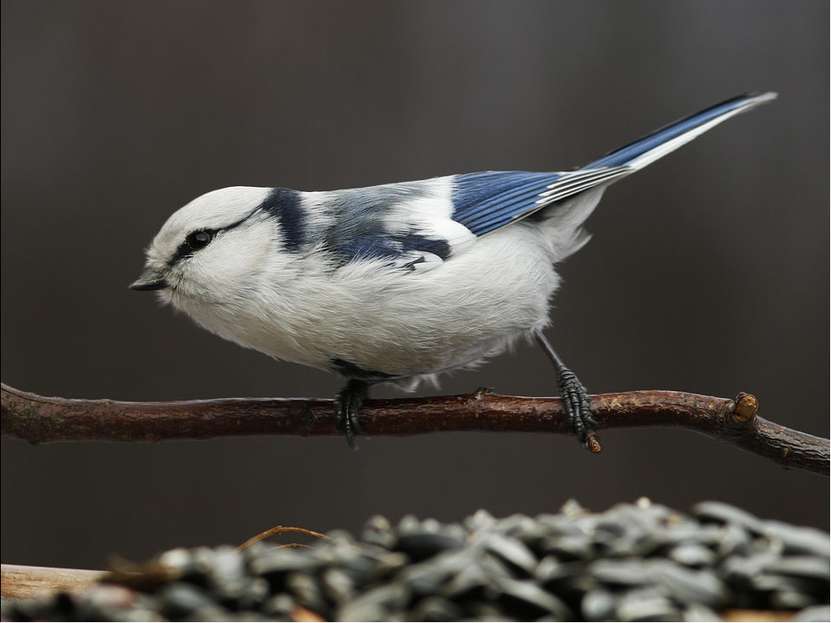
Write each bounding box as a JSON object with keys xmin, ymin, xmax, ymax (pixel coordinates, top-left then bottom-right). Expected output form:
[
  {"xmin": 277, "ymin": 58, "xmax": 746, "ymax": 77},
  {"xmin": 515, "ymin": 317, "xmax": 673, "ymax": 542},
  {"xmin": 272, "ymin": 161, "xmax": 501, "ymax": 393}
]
[
  {"xmin": 335, "ymin": 379, "xmax": 369, "ymax": 449},
  {"xmin": 534, "ymin": 331, "xmax": 601, "ymax": 453}
]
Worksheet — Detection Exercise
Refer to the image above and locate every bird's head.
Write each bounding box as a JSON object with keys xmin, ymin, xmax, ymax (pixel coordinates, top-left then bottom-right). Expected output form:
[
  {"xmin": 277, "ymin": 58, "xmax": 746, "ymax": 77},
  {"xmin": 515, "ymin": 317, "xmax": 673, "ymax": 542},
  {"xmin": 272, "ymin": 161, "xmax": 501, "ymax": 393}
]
[{"xmin": 131, "ymin": 186, "xmax": 280, "ymax": 306}]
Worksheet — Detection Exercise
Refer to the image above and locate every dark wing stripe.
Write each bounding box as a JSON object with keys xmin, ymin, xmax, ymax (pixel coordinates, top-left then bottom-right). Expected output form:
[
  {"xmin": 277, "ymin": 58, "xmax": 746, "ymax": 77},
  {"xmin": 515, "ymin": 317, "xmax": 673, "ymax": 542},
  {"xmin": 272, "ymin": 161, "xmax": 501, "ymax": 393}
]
[{"xmin": 327, "ymin": 229, "xmax": 451, "ymax": 269}]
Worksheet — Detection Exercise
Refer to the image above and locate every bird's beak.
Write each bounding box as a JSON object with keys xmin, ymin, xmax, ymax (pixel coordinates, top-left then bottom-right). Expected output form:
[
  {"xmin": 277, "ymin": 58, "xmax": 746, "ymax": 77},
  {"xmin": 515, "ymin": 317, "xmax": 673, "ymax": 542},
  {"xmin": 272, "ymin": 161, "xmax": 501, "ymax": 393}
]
[{"xmin": 129, "ymin": 268, "xmax": 168, "ymax": 291}]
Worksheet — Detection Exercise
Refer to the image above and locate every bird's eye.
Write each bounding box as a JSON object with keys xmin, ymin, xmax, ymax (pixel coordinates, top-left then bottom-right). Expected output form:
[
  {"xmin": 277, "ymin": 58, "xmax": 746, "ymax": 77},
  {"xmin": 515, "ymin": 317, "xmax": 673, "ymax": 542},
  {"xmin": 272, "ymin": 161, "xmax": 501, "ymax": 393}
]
[{"xmin": 186, "ymin": 230, "xmax": 214, "ymax": 250}]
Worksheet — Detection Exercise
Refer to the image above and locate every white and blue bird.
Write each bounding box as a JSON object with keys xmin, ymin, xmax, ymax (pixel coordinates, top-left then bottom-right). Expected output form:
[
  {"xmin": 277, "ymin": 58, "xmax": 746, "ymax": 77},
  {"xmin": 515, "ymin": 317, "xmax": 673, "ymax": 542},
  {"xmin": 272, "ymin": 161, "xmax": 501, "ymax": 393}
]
[{"xmin": 131, "ymin": 92, "xmax": 776, "ymax": 449}]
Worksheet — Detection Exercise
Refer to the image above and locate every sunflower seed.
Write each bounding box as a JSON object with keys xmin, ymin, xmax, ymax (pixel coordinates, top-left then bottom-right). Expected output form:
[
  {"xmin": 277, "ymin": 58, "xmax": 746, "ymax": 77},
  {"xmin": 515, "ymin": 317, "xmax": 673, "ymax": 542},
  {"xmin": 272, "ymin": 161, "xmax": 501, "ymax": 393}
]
[
  {"xmin": 792, "ymin": 605, "xmax": 831, "ymax": 621},
  {"xmin": 693, "ymin": 501, "xmax": 766, "ymax": 534},
  {"xmin": 337, "ymin": 583, "xmax": 409, "ymax": 622},
  {"xmin": 767, "ymin": 557, "xmax": 830, "ymax": 581},
  {"xmin": 669, "ymin": 544, "xmax": 717, "ymax": 567},
  {"xmin": 615, "ymin": 587, "xmax": 679, "ymax": 622},
  {"xmin": 4, "ymin": 500, "xmax": 827, "ymax": 622},
  {"xmin": 581, "ymin": 588, "xmax": 616, "ymax": 621}
]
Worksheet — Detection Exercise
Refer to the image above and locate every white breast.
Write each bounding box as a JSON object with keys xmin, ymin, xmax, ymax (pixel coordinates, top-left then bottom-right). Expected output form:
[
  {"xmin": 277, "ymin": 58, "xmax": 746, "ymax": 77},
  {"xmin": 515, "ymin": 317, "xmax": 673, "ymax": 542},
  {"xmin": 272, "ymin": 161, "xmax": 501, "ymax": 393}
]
[{"xmin": 175, "ymin": 222, "xmax": 560, "ymax": 380}]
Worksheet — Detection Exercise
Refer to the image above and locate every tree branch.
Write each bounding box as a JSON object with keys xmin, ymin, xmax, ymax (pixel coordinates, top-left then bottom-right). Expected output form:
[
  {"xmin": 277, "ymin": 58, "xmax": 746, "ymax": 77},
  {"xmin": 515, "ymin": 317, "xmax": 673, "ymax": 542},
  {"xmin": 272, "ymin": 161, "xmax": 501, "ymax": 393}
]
[
  {"xmin": 1, "ymin": 383, "xmax": 827, "ymax": 475},
  {"xmin": 0, "ymin": 564, "xmax": 103, "ymax": 600}
]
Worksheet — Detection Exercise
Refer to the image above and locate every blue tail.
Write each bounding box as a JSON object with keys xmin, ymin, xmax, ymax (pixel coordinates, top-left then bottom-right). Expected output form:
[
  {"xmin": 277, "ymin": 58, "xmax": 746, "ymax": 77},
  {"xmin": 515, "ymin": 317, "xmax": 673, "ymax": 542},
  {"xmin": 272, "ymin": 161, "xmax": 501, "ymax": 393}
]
[
  {"xmin": 449, "ymin": 92, "xmax": 776, "ymax": 238},
  {"xmin": 585, "ymin": 92, "xmax": 777, "ymax": 170}
]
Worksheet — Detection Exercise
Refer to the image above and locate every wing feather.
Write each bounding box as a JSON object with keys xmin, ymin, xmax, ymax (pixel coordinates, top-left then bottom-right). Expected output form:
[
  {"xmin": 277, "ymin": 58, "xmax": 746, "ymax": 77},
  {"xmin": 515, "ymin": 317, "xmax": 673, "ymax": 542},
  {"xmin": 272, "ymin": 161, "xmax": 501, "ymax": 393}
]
[
  {"xmin": 452, "ymin": 167, "xmax": 630, "ymax": 236},
  {"xmin": 302, "ymin": 177, "xmax": 472, "ymax": 274}
]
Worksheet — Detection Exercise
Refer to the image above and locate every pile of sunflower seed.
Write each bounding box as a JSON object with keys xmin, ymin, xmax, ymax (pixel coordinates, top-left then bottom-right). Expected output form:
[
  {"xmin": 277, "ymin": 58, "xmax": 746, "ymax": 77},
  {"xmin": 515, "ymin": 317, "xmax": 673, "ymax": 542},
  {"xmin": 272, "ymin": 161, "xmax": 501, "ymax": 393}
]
[{"xmin": 3, "ymin": 500, "xmax": 829, "ymax": 622}]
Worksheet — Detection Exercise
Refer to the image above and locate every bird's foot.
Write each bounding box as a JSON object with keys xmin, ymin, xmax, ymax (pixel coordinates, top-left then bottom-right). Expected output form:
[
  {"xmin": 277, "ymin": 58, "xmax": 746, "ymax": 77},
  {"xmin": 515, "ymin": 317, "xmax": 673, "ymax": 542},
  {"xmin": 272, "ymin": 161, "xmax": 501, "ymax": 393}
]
[
  {"xmin": 335, "ymin": 379, "xmax": 368, "ymax": 449},
  {"xmin": 558, "ymin": 368, "xmax": 601, "ymax": 453}
]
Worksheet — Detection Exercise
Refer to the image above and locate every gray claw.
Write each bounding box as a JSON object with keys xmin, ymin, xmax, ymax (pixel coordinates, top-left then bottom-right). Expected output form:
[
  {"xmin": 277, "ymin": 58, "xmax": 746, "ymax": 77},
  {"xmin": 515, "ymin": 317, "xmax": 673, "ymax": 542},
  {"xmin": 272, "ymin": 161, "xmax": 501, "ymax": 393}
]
[
  {"xmin": 336, "ymin": 380, "xmax": 368, "ymax": 450},
  {"xmin": 558, "ymin": 368, "xmax": 598, "ymax": 449}
]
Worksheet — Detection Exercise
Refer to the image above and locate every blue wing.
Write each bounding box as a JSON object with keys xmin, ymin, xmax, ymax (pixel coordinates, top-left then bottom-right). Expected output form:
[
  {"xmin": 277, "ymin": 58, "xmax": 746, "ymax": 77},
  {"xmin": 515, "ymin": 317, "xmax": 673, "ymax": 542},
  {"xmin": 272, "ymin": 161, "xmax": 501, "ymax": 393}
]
[
  {"xmin": 451, "ymin": 171, "xmax": 557, "ymax": 235},
  {"xmin": 451, "ymin": 168, "xmax": 629, "ymax": 236}
]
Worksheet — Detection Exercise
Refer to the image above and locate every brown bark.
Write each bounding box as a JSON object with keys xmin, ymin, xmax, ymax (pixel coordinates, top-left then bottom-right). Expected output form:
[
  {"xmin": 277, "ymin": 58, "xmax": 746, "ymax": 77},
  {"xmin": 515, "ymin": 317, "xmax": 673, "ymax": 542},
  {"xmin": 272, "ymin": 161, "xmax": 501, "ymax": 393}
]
[{"xmin": 1, "ymin": 383, "xmax": 827, "ymax": 475}]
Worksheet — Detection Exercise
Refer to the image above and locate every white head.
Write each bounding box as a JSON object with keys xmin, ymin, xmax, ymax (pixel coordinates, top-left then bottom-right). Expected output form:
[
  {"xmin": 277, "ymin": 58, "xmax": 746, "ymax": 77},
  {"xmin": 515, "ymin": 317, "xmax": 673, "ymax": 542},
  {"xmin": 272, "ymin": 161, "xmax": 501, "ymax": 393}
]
[{"xmin": 131, "ymin": 186, "xmax": 282, "ymax": 307}]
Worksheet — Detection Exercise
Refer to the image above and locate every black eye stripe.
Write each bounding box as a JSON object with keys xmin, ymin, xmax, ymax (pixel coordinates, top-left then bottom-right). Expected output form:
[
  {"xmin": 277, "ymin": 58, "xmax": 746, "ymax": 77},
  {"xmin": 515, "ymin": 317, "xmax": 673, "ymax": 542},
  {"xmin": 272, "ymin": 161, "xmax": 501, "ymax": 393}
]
[
  {"xmin": 167, "ymin": 230, "xmax": 214, "ymax": 267},
  {"xmin": 166, "ymin": 207, "xmax": 261, "ymax": 268}
]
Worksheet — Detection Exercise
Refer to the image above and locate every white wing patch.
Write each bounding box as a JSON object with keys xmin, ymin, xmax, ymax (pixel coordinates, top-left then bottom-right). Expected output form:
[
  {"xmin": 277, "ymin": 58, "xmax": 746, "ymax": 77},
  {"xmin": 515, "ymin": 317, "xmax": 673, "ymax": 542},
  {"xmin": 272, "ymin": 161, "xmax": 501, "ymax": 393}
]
[{"xmin": 383, "ymin": 176, "xmax": 477, "ymax": 261}]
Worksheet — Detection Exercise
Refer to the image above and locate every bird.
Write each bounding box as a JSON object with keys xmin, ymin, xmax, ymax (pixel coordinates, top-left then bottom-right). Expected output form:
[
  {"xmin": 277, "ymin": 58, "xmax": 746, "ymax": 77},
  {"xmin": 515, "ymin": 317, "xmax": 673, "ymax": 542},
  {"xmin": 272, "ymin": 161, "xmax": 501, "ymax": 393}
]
[{"xmin": 131, "ymin": 92, "xmax": 776, "ymax": 451}]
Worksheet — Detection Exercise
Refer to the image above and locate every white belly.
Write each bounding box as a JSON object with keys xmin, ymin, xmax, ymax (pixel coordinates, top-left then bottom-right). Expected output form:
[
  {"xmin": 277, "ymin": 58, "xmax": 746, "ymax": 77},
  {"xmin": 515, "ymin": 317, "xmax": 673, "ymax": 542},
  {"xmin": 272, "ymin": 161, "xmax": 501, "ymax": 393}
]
[{"xmin": 173, "ymin": 223, "xmax": 560, "ymax": 379}]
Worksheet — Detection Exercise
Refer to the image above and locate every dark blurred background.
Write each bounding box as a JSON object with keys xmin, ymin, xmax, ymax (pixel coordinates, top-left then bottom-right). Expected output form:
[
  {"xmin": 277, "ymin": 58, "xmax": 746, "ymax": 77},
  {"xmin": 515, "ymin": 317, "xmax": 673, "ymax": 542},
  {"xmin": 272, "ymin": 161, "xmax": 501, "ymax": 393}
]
[{"xmin": 2, "ymin": 0, "xmax": 828, "ymax": 569}]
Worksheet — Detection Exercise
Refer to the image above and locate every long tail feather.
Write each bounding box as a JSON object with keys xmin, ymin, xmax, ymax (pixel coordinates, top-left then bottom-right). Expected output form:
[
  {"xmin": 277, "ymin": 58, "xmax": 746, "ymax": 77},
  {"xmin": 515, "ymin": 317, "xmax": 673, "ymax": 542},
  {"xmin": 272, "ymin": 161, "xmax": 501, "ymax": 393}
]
[{"xmin": 584, "ymin": 92, "xmax": 777, "ymax": 170}]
